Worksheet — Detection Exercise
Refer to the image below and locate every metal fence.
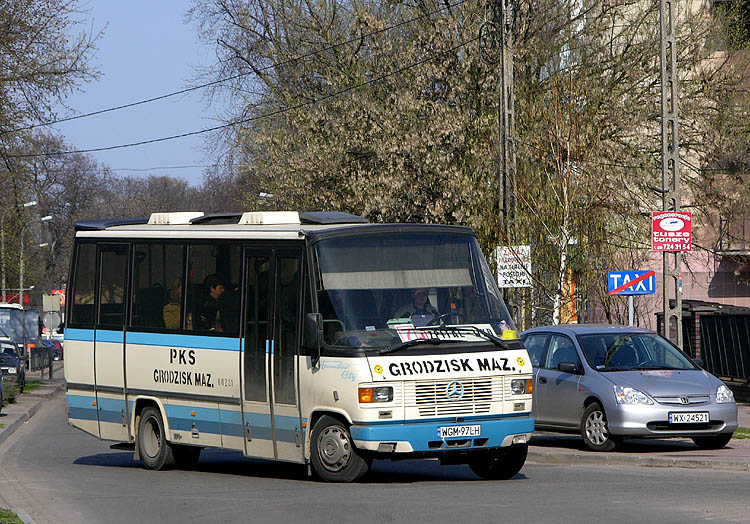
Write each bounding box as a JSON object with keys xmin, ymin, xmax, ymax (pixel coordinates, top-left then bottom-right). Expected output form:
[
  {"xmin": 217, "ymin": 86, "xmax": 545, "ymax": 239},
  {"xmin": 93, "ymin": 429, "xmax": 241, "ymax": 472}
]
[
  {"xmin": 699, "ymin": 315, "xmax": 750, "ymax": 381},
  {"xmin": 29, "ymin": 346, "xmax": 52, "ymax": 373}
]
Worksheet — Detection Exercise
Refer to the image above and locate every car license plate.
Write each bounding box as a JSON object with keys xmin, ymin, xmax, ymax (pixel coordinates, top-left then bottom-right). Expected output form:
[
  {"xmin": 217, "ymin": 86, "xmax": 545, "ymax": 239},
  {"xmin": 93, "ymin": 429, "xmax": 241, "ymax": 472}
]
[
  {"xmin": 668, "ymin": 412, "xmax": 709, "ymax": 424},
  {"xmin": 438, "ymin": 425, "xmax": 481, "ymax": 438}
]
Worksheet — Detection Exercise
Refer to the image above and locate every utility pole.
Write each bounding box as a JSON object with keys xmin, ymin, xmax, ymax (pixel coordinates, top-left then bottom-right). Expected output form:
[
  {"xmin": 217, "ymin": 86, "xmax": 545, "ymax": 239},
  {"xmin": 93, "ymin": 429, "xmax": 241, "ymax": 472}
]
[
  {"xmin": 660, "ymin": 0, "xmax": 682, "ymax": 348},
  {"xmin": 481, "ymin": 0, "xmax": 522, "ymax": 327}
]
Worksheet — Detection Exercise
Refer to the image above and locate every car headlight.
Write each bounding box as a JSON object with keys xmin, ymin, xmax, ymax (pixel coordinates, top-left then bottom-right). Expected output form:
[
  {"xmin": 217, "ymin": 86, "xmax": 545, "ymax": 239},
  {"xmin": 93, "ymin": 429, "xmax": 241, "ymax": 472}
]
[
  {"xmin": 614, "ymin": 385, "xmax": 653, "ymax": 405},
  {"xmin": 716, "ymin": 385, "xmax": 734, "ymax": 404},
  {"xmin": 5, "ymin": 367, "xmax": 16, "ymax": 375},
  {"xmin": 511, "ymin": 379, "xmax": 533, "ymax": 394},
  {"xmin": 358, "ymin": 386, "xmax": 393, "ymax": 403}
]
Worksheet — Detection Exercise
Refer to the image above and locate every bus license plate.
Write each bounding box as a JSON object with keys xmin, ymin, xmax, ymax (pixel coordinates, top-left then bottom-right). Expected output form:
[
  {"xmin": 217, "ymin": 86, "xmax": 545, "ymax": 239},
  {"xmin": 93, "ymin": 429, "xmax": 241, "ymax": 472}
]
[
  {"xmin": 438, "ymin": 425, "xmax": 481, "ymax": 438},
  {"xmin": 668, "ymin": 412, "xmax": 709, "ymax": 424}
]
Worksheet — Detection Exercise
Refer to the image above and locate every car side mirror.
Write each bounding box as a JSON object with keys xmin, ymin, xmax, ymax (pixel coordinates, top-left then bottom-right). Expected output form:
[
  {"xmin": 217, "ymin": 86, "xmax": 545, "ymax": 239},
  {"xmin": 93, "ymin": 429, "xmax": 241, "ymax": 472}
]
[
  {"xmin": 692, "ymin": 358, "xmax": 704, "ymax": 369},
  {"xmin": 303, "ymin": 313, "xmax": 323, "ymax": 367},
  {"xmin": 558, "ymin": 361, "xmax": 580, "ymax": 374}
]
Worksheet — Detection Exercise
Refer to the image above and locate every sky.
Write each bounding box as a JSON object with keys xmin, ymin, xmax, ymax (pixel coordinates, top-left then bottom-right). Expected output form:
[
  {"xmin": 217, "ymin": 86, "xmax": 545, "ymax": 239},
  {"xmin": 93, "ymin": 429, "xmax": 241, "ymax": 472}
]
[{"xmin": 52, "ymin": 2, "xmax": 218, "ymax": 187}]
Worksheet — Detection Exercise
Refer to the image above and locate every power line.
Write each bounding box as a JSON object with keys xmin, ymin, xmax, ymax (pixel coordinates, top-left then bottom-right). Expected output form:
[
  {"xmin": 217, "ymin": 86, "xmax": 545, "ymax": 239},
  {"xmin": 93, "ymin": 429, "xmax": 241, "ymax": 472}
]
[
  {"xmin": 0, "ymin": 0, "xmax": 470, "ymax": 136},
  {"xmin": 9, "ymin": 37, "xmax": 479, "ymax": 159}
]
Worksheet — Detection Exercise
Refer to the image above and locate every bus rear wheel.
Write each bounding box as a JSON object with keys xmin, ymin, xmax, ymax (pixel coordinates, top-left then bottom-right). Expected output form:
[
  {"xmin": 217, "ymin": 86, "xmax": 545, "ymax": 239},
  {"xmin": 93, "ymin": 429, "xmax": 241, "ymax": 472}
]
[
  {"xmin": 137, "ymin": 406, "xmax": 174, "ymax": 470},
  {"xmin": 310, "ymin": 415, "xmax": 370, "ymax": 482},
  {"xmin": 469, "ymin": 444, "xmax": 528, "ymax": 480}
]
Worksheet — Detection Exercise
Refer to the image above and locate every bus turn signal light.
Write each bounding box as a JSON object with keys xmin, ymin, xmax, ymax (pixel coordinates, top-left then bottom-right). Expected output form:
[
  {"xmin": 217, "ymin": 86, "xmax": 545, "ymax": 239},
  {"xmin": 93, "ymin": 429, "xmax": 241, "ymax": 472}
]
[{"xmin": 359, "ymin": 387, "xmax": 374, "ymax": 403}]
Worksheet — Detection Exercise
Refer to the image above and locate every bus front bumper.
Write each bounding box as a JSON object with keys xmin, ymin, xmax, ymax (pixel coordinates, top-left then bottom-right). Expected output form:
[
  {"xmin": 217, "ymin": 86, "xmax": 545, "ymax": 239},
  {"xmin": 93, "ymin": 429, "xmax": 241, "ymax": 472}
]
[{"xmin": 350, "ymin": 414, "xmax": 534, "ymax": 453}]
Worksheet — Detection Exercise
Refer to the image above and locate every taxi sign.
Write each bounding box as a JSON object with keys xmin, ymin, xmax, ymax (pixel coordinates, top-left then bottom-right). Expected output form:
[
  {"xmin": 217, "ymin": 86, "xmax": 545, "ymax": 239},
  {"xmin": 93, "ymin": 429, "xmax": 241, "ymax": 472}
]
[{"xmin": 608, "ymin": 270, "xmax": 656, "ymax": 295}]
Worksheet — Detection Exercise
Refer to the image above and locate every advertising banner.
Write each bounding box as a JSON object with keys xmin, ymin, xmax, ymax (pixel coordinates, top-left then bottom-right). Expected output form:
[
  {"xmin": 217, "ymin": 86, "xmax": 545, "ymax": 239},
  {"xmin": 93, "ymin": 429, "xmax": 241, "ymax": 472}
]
[{"xmin": 652, "ymin": 211, "xmax": 692, "ymax": 251}]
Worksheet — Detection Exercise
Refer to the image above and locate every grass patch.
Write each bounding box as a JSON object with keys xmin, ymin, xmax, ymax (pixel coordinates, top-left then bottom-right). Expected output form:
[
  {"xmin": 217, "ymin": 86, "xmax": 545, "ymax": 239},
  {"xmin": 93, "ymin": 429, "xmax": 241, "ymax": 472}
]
[
  {"xmin": 0, "ymin": 508, "xmax": 24, "ymax": 523},
  {"xmin": 734, "ymin": 427, "xmax": 750, "ymax": 439},
  {"xmin": 23, "ymin": 380, "xmax": 41, "ymax": 393}
]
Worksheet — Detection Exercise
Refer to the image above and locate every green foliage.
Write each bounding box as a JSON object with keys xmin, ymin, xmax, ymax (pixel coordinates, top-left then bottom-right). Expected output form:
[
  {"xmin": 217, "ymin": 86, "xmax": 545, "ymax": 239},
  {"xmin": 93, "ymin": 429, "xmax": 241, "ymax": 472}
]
[
  {"xmin": 0, "ymin": 508, "xmax": 25, "ymax": 524},
  {"xmin": 190, "ymin": 0, "xmax": 750, "ymax": 325},
  {"xmin": 1, "ymin": 379, "xmax": 19, "ymax": 405}
]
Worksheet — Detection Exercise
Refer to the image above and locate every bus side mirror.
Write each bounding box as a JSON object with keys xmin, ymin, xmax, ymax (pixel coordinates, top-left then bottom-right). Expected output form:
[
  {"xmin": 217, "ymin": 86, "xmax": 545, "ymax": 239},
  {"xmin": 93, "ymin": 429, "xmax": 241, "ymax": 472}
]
[{"xmin": 304, "ymin": 313, "xmax": 323, "ymax": 366}]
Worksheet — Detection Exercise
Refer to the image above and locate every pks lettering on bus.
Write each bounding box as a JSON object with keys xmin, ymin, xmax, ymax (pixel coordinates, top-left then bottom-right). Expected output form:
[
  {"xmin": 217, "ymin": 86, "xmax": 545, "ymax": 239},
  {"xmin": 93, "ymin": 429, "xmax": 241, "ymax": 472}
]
[{"xmin": 170, "ymin": 348, "xmax": 196, "ymax": 365}]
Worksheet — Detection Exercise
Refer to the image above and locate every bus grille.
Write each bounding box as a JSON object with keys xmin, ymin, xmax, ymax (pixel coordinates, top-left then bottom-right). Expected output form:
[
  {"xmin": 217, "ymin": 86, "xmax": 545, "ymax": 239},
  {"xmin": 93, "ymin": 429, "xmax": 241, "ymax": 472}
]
[{"xmin": 404, "ymin": 377, "xmax": 502, "ymax": 417}]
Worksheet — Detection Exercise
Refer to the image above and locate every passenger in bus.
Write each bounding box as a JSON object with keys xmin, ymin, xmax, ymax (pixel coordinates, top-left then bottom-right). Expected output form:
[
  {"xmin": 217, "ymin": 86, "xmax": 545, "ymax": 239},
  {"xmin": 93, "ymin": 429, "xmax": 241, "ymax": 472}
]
[
  {"xmin": 394, "ymin": 288, "xmax": 439, "ymax": 327},
  {"xmin": 196, "ymin": 274, "xmax": 225, "ymax": 331},
  {"xmin": 163, "ymin": 279, "xmax": 191, "ymax": 330}
]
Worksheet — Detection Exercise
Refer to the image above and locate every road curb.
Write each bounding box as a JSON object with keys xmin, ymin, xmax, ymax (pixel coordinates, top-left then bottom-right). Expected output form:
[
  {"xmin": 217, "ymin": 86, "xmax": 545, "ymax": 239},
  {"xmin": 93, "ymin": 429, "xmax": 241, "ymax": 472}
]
[{"xmin": 527, "ymin": 449, "xmax": 750, "ymax": 471}]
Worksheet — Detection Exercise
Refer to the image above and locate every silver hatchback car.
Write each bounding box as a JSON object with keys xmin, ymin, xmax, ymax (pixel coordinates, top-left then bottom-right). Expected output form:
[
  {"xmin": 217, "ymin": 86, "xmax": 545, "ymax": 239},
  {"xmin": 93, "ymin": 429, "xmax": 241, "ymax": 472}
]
[{"xmin": 521, "ymin": 325, "xmax": 738, "ymax": 451}]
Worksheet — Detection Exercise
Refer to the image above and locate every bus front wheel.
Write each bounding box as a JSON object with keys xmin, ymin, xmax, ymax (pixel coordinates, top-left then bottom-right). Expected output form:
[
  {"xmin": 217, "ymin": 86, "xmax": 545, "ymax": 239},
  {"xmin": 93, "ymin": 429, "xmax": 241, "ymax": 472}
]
[
  {"xmin": 468, "ymin": 443, "xmax": 528, "ymax": 480},
  {"xmin": 137, "ymin": 406, "xmax": 174, "ymax": 470},
  {"xmin": 310, "ymin": 415, "xmax": 370, "ymax": 482}
]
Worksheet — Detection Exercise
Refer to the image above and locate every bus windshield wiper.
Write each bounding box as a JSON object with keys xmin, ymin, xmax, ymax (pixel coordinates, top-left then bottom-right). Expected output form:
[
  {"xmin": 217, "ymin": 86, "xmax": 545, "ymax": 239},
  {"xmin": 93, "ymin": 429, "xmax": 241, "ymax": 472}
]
[{"xmin": 379, "ymin": 338, "xmax": 461, "ymax": 355}]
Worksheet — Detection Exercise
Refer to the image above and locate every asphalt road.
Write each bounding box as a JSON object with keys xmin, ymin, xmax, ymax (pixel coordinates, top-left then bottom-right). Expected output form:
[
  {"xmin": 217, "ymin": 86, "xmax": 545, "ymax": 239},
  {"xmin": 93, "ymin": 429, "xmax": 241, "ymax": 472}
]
[{"xmin": 1, "ymin": 395, "xmax": 749, "ymax": 524}]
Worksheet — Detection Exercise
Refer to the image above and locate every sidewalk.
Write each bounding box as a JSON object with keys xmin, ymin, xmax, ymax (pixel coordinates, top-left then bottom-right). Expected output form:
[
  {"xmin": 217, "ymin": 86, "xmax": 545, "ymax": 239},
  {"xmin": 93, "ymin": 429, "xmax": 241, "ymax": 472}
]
[
  {"xmin": 0, "ymin": 361, "xmax": 65, "ymax": 447},
  {"xmin": 527, "ymin": 403, "xmax": 750, "ymax": 471}
]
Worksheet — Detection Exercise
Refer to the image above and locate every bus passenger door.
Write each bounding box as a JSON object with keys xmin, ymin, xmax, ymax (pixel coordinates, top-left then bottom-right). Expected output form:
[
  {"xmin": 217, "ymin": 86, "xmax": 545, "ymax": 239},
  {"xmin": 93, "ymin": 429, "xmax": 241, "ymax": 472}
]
[
  {"xmin": 94, "ymin": 244, "xmax": 131, "ymax": 441},
  {"xmin": 270, "ymin": 249, "xmax": 304, "ymax": 462},
  {"xmin": 241, "ymin": 248, "xmax": 304, "ymax": 463}
]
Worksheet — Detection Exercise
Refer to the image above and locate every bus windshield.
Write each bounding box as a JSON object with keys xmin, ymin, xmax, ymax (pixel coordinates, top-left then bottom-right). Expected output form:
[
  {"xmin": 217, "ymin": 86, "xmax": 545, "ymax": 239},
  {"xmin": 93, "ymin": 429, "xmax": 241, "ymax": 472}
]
[
  {"xmin": 0, "ymin": 308, "xmax": 25, "ymax": 345},
  {"xmin": 314, "ymin": 231, "xmax": 514, "ymax": 348}
]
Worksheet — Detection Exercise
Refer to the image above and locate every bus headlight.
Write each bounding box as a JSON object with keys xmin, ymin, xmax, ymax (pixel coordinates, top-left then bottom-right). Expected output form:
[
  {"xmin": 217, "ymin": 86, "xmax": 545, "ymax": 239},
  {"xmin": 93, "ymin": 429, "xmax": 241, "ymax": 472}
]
[
  {"xmin": 359, "ymin": 386, "xmax": 393, "ymax": 403},
  {"xmin": 511, "ymin": 379, "xmax": 532, "ymax": 394}
]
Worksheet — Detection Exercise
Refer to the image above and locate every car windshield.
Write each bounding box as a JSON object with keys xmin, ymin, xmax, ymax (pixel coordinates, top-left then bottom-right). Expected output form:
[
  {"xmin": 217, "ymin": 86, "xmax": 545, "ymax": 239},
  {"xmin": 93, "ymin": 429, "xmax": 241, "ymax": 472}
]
[
  {"xmin": 314, "ymin": 231, "xmax": 514, "ymax": 348},
  {"xmin": 0, "ymin": 344, "xmax": 16, "ymax": 363},
  {"xmin": 577, "ymin": 332, "xmax": 697, "ymax": 371}
]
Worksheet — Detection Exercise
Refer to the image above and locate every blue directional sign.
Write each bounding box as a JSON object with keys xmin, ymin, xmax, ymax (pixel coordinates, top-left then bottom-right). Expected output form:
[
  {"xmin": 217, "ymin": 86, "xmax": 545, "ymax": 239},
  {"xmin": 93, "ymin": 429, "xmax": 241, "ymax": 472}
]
[{"xmin": 607, "ymin": 270, "xmax": 656, "ymax": 295}]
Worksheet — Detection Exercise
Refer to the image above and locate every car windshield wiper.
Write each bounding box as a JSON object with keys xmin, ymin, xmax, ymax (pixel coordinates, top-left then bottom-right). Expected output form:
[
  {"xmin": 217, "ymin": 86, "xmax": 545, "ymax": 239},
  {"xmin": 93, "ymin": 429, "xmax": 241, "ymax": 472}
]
[
  {"xmin": 379, "ymin": 338, "xmax": 462, "ymax": 355},
  {"xmin": 630, "ymin": 364, "xmax": 678, "ymax": 370}
]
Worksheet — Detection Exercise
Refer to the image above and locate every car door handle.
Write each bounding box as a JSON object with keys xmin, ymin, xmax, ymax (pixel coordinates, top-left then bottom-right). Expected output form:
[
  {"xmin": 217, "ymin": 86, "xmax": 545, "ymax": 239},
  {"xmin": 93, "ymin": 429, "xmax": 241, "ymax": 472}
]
[{"xmin": 539, "ymin": 376, "xmax": 547, "ymax": 384}]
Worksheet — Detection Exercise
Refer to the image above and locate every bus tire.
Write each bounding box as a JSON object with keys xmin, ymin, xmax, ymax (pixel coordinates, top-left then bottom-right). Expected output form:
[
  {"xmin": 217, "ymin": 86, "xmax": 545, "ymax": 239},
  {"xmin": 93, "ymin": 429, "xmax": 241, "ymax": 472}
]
[
  {"xmin": 172, "ymin": 444, "xmax": 202, "ymax": 468},
  {"xmin": 310, "ymin": 415, "xmax": 370, "ymax": 482},
  {"xmin": 469, "ymin": 444, "xmax": 528, "ymax": 480},
  {"xmin": 137, "ymin": 406, "xmax": 174, "ymax": 470}
]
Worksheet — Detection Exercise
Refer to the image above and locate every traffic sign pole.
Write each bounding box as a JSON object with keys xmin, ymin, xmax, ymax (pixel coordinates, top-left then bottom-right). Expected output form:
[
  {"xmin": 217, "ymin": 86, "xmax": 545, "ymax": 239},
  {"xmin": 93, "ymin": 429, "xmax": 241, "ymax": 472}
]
[{"xmin": 628, "ymin": 296, "xmax": 634, "ymax": 326}]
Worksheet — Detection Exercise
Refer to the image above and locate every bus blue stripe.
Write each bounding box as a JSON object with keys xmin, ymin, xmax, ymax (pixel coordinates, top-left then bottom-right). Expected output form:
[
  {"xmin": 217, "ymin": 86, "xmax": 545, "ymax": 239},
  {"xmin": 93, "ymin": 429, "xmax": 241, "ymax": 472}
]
[
  {"xmin": 65, "ymin": 328, "xmax": 95, "ymax": 342},
  {"xmin": 97, "ymin": 330, "xmax": 124, "ymax": 343},
  {"xmin": 68, "ymin": 394, "xmax": 303, "ymax": 443},
  {"xmin": 64, "ymin": 329, "xmax": 241, "ymax": 350},
  {"xmin": 126, "ymin": 332, "xmax": 240, "ymax": 351}
]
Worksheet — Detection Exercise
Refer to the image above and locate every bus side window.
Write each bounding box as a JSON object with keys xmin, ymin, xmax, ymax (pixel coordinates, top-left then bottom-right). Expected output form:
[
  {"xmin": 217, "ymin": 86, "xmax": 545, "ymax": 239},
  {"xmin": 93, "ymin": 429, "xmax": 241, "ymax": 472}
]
[
  {"xmin": 185, "ymin": 244, "xmax": 240, "ymax": 334},
  {"xmin": 131, "ymin": 243, "xmax": 184, "ymax": 330},
  {"xmin": 69, "ymin": 243, "xmax": 96, "ymax": 327}
]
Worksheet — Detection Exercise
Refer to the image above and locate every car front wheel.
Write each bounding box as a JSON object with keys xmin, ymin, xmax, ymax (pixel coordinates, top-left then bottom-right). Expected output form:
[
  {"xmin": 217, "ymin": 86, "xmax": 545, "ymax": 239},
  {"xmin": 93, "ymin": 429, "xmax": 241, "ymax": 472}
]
[{"xmin": 581, "ymin": 403, "xmax": 620, "ymax": 452}]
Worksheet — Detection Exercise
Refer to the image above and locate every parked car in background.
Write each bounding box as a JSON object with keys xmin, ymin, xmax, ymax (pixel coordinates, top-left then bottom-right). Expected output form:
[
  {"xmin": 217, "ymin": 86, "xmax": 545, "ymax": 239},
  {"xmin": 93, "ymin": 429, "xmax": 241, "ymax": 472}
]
[
  {"xmin": 521, "ymin": 325, "xmax": 738, "ymax": 451},
  {"xmin": 41, "ymin": 339, "xmax": 63, "ymax": 360},
  {"xmin": 0, "ymin": 338, "xmax": 26, "ymax": 393}
]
